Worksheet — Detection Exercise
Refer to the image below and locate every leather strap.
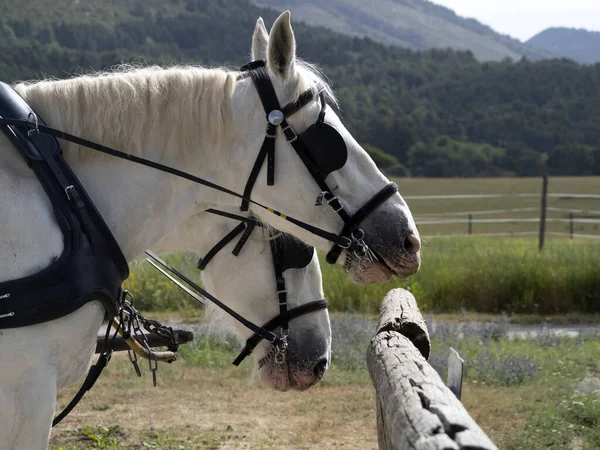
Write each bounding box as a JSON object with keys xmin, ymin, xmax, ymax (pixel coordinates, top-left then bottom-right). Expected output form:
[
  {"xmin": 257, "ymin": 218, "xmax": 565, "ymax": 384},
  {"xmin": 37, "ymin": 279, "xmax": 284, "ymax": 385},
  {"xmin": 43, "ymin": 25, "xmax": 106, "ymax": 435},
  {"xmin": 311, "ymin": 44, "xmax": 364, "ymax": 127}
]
[
  {"xmin": 326, "ymin": 182, "xmax": 399, "ymax": 264},
  {"xmin": 0, "ymin": 117, "xmax": 360, "ymax": 253},
  {"xmin": 270, "ymin": 238, "xmax": 289, "ymax": 337},
  {"xmin": 240, "ymin": 123, "xmax": 275, "ymax": 211},
  {"xmin": 197, "ymin": 222, "xmax": 247, "ymax": 270},
  {"xmin": 53, "ymin": 322, "xmax": 115, "ymax": 427},
  {"xmin": 232, "ymin": 299, "xmax": 329, "ymax": 366},
  {"xmin": 146, "ymin": 251, "xmax": 277, "ymax": 345}
]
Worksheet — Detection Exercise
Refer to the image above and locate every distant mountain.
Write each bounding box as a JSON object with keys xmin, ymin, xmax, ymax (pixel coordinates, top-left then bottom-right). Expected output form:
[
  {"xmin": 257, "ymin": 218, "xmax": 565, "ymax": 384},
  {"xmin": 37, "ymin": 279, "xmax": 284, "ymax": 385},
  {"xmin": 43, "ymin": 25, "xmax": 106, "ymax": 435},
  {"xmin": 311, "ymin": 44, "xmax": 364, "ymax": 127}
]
[
  {"xmin": 527, "ymin": 28, "xmax": 600, "ymax": 64},
  {"xmin": 250, "ymin": 0, "xmax": 553, "ymax": 61},
  {"xmin": 2, "ymin": 0, "xmax": 600, "ymax": 177}
]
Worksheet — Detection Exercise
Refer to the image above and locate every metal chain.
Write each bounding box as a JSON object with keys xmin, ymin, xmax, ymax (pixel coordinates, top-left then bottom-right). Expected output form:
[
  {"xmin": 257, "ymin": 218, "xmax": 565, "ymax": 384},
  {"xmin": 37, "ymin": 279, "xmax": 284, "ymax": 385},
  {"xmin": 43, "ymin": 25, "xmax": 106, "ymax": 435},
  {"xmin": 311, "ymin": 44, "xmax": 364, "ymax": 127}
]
[{"xmin": 117, "ymin": 290, "xmax": 181, "ymax": 384}]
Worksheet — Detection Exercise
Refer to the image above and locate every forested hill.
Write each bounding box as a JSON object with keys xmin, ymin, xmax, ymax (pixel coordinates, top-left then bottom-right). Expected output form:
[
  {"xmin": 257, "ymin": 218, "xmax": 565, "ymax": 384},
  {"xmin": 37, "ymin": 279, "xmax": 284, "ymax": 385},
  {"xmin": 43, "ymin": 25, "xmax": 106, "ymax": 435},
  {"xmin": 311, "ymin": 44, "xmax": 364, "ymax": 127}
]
[
  {"xmin": 251, "ymin": 0, "xmax": 552, "ymax": 62},
  {"xmin": 1, "ymin": 0, "xmax": 599, "ymax": 177},
  {"xmin": 528, "ymin": 28, "xmax": 600, "ymax": 65}
]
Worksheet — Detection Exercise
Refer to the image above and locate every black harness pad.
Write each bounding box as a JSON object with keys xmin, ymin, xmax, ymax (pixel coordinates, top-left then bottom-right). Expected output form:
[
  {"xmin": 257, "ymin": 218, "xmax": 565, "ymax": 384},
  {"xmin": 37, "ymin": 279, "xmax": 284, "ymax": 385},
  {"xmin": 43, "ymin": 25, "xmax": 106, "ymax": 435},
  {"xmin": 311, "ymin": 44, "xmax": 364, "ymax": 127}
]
[
  {"xmin": 273, "ymin": 235, "xmax": 314, "ymax": 272},
  {"xmin": 0, "ymin": 83, "xmax": 129, "ymax": 329},
  {"xmin": 300, "ymin": 123, "xmax": 348, "ymax": 177},
  {"xmin": 0, "ymin": 82, "xmax": 60, "ymax": 161}
]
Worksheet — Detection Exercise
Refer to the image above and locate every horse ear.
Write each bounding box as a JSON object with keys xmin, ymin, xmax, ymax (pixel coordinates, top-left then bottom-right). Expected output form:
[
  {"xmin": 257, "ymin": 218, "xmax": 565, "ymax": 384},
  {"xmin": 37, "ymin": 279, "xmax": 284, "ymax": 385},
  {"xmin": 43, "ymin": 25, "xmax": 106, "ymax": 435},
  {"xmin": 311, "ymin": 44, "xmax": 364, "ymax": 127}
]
[
  {"xmin": 251, "ymin": 17, "xmax": 269, "ymax": 61},
  {"xmin": 267, "ymin": 11, "xmax": 296, "ymax": 79}
]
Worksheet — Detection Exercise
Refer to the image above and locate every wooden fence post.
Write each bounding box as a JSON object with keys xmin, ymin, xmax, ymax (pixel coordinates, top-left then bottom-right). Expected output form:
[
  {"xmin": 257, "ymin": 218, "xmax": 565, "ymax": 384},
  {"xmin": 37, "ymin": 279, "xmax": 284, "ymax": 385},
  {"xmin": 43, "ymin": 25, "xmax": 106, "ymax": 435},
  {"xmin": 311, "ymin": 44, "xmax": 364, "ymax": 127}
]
[
  {"xmin": 367, "ymin": 289, "xmax": 498, "ymax": 450},
  {"xmin": 539, "ymin": 174, "xmax": 548, "ymax": 251},
  {"xmin": 569, "ymin": 212, "xmax": 574, "ymax": 239},
  {"xmin": 468, "ymin": 214, "xmax": 472, "ymax": 235}
]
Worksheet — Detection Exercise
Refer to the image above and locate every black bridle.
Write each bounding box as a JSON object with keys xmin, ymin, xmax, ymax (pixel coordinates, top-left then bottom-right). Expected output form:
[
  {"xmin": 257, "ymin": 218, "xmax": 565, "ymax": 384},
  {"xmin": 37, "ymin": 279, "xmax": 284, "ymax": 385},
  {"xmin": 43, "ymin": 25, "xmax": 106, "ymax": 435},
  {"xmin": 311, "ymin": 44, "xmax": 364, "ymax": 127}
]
[
  {"xmin": 239, "ymin": 61, "xmax": 399, "ymax": 271},
  {"xmin": 146, "ymin": 209, "xmax": 328, "ymax": 366}
]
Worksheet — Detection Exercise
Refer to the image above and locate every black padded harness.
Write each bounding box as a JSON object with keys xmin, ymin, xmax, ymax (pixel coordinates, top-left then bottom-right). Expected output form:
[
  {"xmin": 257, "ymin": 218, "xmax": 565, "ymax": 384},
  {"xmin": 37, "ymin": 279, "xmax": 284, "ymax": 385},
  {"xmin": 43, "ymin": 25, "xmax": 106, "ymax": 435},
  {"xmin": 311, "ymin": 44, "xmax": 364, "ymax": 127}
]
[
  {"xmin": 239, "ymin": 61, "xmax": 399, "ymax": 271},
  {"xmin": 0, "ymin": 82, "xmax": 129, "ymax": 328}
]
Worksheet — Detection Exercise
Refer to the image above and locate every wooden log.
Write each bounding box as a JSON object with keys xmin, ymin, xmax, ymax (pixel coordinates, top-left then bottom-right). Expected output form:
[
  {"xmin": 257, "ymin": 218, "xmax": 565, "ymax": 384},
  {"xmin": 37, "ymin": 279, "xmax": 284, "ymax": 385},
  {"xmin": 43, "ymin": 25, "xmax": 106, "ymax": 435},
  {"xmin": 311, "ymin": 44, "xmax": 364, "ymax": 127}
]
[
  {"xmin": 376, "ymin": 288, "xmax": 430, "ymax": 359},
  {"xmin": 367, "ymin": 288, "xmax": 497, "ymax": 450}
]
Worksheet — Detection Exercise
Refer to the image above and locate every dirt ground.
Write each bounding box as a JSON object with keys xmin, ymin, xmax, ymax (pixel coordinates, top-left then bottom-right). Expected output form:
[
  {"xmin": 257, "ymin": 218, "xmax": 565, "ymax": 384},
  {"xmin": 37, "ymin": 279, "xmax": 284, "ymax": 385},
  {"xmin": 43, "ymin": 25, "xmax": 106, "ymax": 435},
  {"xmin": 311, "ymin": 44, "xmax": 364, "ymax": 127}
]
[
  {"xmin": 50, "ymin": 357, "xmax": 379, "ymax": 449},
  {"xmin": 48, "ymin": 355, "xmax": 520, "ymax": 449}
]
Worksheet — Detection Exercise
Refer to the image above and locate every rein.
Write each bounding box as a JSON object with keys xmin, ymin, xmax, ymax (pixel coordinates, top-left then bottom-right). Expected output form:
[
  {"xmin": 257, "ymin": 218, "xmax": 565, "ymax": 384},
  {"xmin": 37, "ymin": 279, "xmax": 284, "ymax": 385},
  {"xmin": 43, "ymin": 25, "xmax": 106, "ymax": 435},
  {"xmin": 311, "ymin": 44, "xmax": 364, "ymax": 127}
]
[{"xmin": 0, "ymin": 116, "xmax": 362, "ymax": 255}]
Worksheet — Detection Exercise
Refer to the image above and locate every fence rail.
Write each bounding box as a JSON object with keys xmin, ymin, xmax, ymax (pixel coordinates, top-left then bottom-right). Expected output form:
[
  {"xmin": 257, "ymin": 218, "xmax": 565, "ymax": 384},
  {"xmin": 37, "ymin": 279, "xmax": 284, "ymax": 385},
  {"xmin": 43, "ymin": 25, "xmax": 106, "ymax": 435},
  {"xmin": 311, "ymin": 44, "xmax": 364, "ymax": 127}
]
[
  {"xmin": 367, "ymin": 289, "xmax": 497, "ymax": 450},
  {"xmin": 406, "ymin": 182, "xmax": 600, "ymax": 242},
  {"xmin": 404, "ymin": 193, "xmax": 600, "ymax": 200},
  {"xmin": 417, "ymin": 217, "xmax": 600, "ymax": 225}
]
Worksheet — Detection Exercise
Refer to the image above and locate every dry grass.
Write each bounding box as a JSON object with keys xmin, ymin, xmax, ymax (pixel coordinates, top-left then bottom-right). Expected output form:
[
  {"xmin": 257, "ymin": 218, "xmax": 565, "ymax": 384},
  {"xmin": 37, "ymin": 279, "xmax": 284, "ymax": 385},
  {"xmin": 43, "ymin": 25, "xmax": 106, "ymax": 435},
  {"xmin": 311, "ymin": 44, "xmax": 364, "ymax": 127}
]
[
  {"xmin": 50, "ymin": 356, "xmax": 378, "ymax": 450},
  {"xmin": 48, "ymin": 358, "xmax": 534, "ymax": 450}
]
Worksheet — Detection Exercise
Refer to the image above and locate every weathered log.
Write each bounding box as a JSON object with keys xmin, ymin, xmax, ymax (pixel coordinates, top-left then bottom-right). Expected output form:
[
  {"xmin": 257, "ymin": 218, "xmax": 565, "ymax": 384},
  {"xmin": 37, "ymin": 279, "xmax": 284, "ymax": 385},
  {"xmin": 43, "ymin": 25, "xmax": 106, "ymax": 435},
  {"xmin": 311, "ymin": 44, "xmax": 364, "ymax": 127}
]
[
  {"xmin": 367, "ymin": 288, "xmax": 497, "ymax": 450},
  {"xmin": 376, "ymin": 288, "xmax": 430, "ymax": 359}
]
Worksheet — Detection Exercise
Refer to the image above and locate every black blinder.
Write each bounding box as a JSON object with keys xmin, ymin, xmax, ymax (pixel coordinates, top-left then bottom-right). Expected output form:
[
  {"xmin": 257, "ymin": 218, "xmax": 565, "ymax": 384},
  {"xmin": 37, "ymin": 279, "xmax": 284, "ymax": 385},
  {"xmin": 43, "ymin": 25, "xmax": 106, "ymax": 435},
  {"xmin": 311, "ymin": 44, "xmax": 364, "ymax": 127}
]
[
  {"xmin": 299, "ymin": 123, "xmax": 348, "ymax": 177},
  {"xmin": 272, "ymin": 235, "xmax": 315, "ymax": 272}
]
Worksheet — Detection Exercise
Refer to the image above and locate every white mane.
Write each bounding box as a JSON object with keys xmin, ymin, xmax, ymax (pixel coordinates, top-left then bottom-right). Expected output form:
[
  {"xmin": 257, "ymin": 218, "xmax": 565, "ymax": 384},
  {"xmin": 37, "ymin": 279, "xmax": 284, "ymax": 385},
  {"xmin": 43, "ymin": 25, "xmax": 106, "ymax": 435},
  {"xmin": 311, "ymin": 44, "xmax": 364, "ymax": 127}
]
[
  {"xmin": 12, "ymin": 61, "xmax": 336, "ymax": 167},
  {"xmin": 13, "ymin": 65, "xmax": 237, "ymax": 167}
]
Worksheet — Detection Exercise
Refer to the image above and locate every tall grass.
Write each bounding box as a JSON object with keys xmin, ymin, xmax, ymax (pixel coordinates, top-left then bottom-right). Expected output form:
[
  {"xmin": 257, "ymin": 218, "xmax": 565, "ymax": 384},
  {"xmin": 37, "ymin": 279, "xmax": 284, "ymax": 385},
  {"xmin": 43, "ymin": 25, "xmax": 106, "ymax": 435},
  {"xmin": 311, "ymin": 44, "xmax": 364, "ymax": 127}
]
[
  {"xmin": 125, "ymin": 237, "xmax": 600, "ymax": 315},
  {"xmin": 322, "ymin": 237, "xmax": 600, "ymax": 314}
]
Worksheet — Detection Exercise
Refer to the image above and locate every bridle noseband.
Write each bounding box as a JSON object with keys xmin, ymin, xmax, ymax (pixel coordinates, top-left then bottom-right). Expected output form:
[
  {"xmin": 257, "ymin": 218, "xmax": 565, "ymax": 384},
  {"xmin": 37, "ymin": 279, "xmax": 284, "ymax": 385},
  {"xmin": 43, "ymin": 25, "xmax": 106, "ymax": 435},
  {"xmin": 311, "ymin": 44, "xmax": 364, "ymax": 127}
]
[{"xmin": 239, "ymin": 61, "xmax": 398, "ymax": 272}]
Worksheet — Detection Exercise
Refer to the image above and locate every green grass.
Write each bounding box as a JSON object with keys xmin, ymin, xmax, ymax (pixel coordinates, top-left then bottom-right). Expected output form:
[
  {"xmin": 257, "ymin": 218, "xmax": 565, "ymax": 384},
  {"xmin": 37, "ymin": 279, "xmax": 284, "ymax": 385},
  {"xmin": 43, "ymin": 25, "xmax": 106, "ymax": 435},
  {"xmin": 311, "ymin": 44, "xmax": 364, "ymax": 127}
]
[
  {"xmin": 321, "ymin": 236, "xmax": 600, "ymax": 314},
  {"xmin": 122, "ymin": 177, "xmax": 600, "ymax": 315},
  {"xmin": 125, "ymin": 236, "xmax": 600, "ymax": 315}
]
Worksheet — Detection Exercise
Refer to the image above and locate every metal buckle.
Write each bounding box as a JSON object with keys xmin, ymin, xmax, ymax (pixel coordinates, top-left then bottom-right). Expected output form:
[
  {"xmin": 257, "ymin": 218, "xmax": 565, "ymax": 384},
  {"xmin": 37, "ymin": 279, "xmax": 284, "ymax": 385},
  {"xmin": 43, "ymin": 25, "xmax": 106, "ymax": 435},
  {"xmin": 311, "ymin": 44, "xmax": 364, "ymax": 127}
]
[
  {"xmin": 281, "ymin": 125, "xmax": 298, "ymax": 143},
  {"xmin": 328, "ymin": 196, "xmax": 344, "ymax": 212},
  {"xmin": 277, "ymin": 289, "xmax": 288, "ymax": 304},
  {"xmin": 0, "ymin": 293, "xmax": 13, "ymax": 319},
  {"xmin": 338, "ymin": 236, "xmax": 352, "ymax": 249},
  {"xmin": 64, "ymin": 185, "xmax": 75, "ymax": 200},
  {"xmin": 26, "ymin": 112, "xmax": 39, "ymax": 136}
]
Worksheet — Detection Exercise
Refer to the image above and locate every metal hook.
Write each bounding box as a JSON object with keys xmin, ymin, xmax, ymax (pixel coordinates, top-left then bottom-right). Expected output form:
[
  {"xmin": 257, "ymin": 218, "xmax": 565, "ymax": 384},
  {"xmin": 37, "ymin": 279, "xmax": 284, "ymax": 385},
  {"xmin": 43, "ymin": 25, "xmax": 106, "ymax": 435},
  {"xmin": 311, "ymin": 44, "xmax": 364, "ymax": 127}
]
[{"xmin": 26, "ymin": 112, "xmax": 39, "ymax": 136}]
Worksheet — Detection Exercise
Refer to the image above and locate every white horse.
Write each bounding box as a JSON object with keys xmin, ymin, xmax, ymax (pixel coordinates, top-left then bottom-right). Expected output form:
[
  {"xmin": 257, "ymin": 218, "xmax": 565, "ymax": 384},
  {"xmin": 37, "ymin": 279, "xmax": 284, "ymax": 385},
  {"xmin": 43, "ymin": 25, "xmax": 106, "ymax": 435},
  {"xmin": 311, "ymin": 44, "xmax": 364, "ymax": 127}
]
[
  {"xmin": 153, "ymin": 209, "xmax": 330, "ymax": 392},
  {"xmin": 0, "ymin": 12, "xmax": 420, "ymax": 449}
]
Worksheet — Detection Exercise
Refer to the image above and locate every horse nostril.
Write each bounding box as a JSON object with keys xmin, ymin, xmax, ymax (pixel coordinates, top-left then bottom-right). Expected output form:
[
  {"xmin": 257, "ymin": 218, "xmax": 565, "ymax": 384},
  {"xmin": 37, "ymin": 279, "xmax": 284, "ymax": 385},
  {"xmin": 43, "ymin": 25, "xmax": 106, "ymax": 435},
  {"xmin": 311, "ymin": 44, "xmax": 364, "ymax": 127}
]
[
  {"xmin": 404, "ymin": 233, "xmax": 421, "ymax": 254},
  {"xmin": 313, "ymin": 358, "xmax": 328, "ymax": 380}
]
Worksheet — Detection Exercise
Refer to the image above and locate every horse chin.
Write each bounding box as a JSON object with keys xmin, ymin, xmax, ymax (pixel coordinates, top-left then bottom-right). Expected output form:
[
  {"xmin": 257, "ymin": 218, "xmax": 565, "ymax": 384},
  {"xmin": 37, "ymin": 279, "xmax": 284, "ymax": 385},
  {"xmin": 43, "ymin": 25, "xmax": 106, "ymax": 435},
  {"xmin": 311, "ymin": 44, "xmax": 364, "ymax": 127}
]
[
  {"xmin": 346, "ymin": 254, "xmax": 393, "ymax": 285},
  {"xmin": 258, "ymin": 364, "xmax": 291, "ymax": 391},
  {"xmin": 380, "ymin": 252, "xmax": 421, "ymax": 279},
  {"xmin": 257, "ymin": 354, "xmax": 328, "ymax": 391}
]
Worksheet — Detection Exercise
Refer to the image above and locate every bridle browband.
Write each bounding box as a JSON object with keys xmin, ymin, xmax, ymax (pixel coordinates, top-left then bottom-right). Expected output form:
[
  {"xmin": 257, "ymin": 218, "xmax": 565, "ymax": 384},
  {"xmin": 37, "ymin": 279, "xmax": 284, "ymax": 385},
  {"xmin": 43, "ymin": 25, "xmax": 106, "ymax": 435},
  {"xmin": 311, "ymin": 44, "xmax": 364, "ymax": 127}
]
[
  {"xmin": 146, "ymin": 209, "xmax": 328, "ymax": 366},
  {"xmin": 239, "ymin": 61, "xmax": 398, "ymax": 270},
  {"xmin": 0, "ymin": 60, "xmax": 398, "ymax": 271}
]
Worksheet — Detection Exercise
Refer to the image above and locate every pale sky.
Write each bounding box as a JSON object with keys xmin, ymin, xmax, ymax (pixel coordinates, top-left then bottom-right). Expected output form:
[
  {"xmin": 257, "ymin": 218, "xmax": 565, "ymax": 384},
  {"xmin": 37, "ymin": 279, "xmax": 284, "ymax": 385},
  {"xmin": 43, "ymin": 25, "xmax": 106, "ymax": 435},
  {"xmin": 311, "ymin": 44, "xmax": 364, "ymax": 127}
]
[{"xmin": 431, "ymin": 0, "xmax": 600, "ymax": 41}]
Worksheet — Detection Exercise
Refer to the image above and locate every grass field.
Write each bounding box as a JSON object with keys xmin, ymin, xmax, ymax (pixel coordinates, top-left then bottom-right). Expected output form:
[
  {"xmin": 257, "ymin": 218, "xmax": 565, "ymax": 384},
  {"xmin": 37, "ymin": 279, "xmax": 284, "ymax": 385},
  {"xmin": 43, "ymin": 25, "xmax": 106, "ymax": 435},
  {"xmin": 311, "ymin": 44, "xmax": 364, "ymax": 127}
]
[
  {"xmin": 49, "ymin": 313, "xmax": 600, "ymax": 450},
  {"xmin": 119, "ymin": 177, "xmax": 600, "ymax": 316},
  {"xmin": 125, "ymin": 236, "xmax": 600, "ymax": 316},
  {"xmin": 394, "ymin": 177, "xmax": 600, "ymax": 237}
]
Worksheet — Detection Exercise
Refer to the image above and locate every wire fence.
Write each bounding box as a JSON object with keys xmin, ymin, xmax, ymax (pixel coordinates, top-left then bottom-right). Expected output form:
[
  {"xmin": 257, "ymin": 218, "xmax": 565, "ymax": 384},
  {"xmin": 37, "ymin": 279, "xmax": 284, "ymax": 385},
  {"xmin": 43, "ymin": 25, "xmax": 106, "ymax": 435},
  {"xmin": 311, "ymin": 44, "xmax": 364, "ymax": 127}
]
[{"xmin": 410, "ymin": 180, "xmax": 600, "ymax": 243}]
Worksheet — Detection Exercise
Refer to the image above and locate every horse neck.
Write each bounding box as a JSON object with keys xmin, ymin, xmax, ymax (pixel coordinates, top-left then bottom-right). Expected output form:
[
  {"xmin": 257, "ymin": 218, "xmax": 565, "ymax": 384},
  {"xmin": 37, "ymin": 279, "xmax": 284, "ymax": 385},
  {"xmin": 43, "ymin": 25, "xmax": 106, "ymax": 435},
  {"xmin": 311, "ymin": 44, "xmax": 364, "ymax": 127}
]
[
  {"xmin": 15, "ymin": 69, "xmax": 245, "ymax": 260},
  {"xmin": 153, "ymin": 210, "xmax": 254, "ymax": 255}
]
